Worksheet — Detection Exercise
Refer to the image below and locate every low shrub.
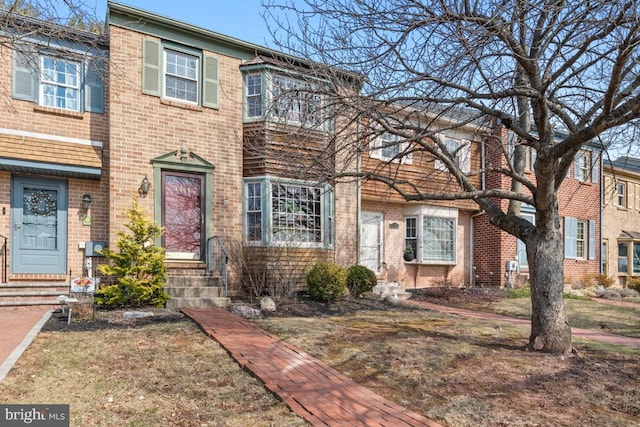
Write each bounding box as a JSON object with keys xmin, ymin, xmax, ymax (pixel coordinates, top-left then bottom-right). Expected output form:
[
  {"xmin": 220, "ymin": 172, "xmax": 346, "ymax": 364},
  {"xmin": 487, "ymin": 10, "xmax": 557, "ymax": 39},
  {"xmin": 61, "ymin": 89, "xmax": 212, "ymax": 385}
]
[
  {"xmin": 305, "ymin": 262, "xmax": 347, "ymax": 302},
  {"xmin": 346, "ymin": 265, "xmax": 377, "ymax": 297},
  {"xmin": 573, "ymin": 273, "xmax": 616, "ymax": 289},
  {"xmin": 507, "ymin": 286, "xmax": 531, "ymax": 298},
  {"xmin": 627, "ymin": 276, "xmax": 640, "ymax": 293}
]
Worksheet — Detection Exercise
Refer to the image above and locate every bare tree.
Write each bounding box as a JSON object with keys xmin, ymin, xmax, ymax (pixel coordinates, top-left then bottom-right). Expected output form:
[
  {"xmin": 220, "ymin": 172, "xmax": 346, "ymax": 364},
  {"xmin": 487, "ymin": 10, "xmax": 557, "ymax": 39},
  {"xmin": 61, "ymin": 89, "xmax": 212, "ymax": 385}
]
[{"xmin": 262, "ymin": 0, "xmax": 640, "ymax": 354}]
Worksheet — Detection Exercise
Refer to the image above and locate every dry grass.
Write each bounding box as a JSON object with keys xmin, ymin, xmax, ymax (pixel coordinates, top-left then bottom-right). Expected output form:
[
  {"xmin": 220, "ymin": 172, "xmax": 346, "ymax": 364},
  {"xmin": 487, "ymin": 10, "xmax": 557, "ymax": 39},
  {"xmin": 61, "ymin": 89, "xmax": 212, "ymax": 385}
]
[
  {"xmin": 488, "ymin": 298, "xmax": 640, "ymax": 338},
  {"xmin": 0, "ymin": 320, "xmax": 307, "ymax": 427},
  {"xmin": 2, "ymin": 295, "xmax": 640, "ymax": 427},
  {"xmin": 258, "ymin": 305, "xmax": 640, "ymax": 427}
]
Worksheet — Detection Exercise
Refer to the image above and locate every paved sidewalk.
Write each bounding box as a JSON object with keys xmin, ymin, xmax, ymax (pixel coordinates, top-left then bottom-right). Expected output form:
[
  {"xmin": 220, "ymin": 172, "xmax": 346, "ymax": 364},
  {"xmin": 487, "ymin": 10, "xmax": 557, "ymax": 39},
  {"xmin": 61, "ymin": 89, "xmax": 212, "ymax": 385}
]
[
  {"xmin": 182, "ymin": 307, "xmax": 442, "ymax": 427},
  {"xmin": 403, "ymin": 300, "xmax": 640, "ymax": 348},
  {"xmin": 0, "ymin": 306, "xmax": 51, "ymax": 382}
]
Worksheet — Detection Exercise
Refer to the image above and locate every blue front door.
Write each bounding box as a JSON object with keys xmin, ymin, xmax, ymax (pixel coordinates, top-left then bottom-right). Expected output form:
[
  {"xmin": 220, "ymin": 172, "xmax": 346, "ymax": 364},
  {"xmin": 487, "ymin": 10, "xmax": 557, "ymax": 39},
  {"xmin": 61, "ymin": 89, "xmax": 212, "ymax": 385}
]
[{"xmin": 11, "ymin": 176, "xmax": 68, "ymax": 274}]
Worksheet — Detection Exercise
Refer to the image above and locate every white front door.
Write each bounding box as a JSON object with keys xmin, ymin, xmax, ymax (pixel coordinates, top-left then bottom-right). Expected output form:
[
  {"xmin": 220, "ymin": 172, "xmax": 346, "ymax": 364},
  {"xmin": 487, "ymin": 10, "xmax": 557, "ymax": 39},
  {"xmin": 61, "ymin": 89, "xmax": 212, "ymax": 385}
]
[{"xmin": 360, "ymin": 212, "xmax": 383, "ymax": 272}]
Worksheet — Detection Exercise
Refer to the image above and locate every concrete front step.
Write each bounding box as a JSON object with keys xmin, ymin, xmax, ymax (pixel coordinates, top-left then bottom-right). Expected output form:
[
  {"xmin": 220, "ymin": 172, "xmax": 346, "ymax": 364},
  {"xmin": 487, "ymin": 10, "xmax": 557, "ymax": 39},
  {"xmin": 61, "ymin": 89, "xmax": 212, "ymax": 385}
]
[
  {"xmin": 165, "ymin": 275, "xmax": 220, "ymax": 287},
  {"xmin": 0, "ymin": 300, "xmax": 60, "ymax": 307},
  {"xmin": 166, "ymin": 297, "xmax": 230, "ymax": 309},
  {"xmin": 0, "ymin": 282, "xmax": 70, "ymax": 307},
  {"xmin": 372, "ymin": 281, "xmax": 412, "ymax": 301},
  {"xmin": 164, "ymin": 286, "xmax": 225, "ymax": 298}
]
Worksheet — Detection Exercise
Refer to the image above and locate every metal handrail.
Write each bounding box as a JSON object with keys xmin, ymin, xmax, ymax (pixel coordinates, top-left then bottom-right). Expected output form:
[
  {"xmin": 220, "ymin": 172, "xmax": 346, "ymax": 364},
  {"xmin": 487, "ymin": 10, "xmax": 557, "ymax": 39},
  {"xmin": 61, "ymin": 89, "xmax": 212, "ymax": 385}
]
[
  {"xmin": 0, "ymin": 234, "xmax": 6, "ymax": 283},
  {"xmin": 206, "ymin": 236, "xmax": 228, "ymax": 298}
]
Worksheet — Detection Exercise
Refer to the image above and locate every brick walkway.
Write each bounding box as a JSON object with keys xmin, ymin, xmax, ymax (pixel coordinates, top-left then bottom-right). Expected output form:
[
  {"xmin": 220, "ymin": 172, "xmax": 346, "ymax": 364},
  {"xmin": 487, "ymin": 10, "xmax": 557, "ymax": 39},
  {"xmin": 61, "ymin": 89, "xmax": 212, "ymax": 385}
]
[{"xmin": 181, "ymin": 308, "xmax": 442, "ymax": 427}]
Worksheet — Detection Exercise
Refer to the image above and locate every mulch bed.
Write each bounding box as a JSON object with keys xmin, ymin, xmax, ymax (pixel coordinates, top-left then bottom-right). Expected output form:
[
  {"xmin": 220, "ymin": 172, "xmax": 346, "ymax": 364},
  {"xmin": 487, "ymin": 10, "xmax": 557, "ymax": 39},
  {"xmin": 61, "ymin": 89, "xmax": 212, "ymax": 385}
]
[{"xmin": 41, "ymin": 287, "xmax": 509, "ymax": 332}]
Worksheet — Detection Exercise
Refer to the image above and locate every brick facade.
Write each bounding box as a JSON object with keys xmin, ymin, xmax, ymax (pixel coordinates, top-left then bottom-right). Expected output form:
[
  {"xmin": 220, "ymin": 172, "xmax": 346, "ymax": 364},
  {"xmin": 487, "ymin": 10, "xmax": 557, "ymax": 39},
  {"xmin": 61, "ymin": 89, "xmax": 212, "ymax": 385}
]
[
  {"xmin": 0, "ymin": 21, "xmax": 109, "ymax": 281},
  {"xmin": 476, "ymin": 130, "xmax": 600, "ymax": 288}
]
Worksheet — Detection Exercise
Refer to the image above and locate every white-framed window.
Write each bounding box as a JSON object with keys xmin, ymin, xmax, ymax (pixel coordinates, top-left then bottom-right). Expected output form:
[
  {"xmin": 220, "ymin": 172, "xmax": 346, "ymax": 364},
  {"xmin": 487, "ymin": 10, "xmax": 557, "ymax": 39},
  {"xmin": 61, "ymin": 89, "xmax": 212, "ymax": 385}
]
[
  {"xmin": 434, "ymin": 135, "xmax": 470, "ymax": 173},
  {"xmin": 423, "ymin": 217, "xmax": 456, "ymax": 262},
  {"xmin": 617, "ymin": 240, "xmax": 640, "ymax": 275},
  {"xmin": 617, "ymin": 181, "xmax": 627, "ymax": 207},
  {"xmin": 574, "ymin": 150, "xmax": 599, "ymax": 183},
  {"xmin": 525, "ymin": 147, "xmax": 537, "ymax": 171},
  {"xmin": 243, "ymin": 178, "xmax": 334, "ymax": 247},
  {"xmin": 246, "ymin": 73, "xmax": 263, "ymax": 118},
  {"xmin": 404, "ymin": 217, "xmax": 418, "ymax": 259},
  {"xmin": 564, "ymin": 217, "xmax": 596, "ymax": 260},
  {"xmin": 13, "ymin": 48, "xmax": 104, "ymax": 113},
  {"xmin": 576, "ymin": 220, "xmax": 586, "ymax": 259},
  {"xmin": 403, "ymin": 205, "xmax": 458, "ymax": 264},
  {"xmin": 141, "ymin": 38, "xmax": 219, "ymax": 109},
  {"xmin": 164, "ymin": 49, "xmax": 198, "ymax": 103},
  {"xmin": 271, "ymin": 75, "xmax": 321, "ymax": 125},
  {"xmin": 370, "ymin": 131, "xmax": 412, "ymax": 163},
  {"xmin": 40, "ymin": 56, "xmax": 80, "ymax": 111}
]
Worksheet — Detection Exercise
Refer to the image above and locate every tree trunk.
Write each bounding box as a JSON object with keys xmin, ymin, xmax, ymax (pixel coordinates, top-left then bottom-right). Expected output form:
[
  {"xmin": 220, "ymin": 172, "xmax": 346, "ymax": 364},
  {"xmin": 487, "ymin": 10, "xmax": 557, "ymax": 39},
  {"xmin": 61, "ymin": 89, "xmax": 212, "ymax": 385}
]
[{"xmin": 526, "ymin": 228, "xmax": 572, "ymax": 355}]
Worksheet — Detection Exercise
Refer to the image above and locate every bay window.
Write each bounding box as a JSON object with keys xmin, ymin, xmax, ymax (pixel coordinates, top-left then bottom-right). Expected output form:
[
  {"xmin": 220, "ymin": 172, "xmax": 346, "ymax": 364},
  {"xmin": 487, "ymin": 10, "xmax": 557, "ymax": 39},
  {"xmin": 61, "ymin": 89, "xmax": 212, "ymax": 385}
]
[
  {"xmin": 242, "ymin": 70, "xmax": 327, "ymax": 129},
  {"xmin": 618, "ymin": 240, "xmax": 640, "ymax": 275},
  {"xmin": 243, "ymin": 178, "xmax": 334, "ymax": 247},
  {"xmin": 404, "ymin": 206, "xmax": 458, "ymax": 264}
]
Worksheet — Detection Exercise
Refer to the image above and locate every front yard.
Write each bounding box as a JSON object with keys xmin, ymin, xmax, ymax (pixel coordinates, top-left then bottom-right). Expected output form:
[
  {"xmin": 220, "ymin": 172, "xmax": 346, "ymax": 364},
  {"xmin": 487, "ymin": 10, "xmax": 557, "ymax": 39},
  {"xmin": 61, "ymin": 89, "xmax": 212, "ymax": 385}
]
[{"xmin": 1, "ymin": 291, "xmax": 639, "ymax": 426}]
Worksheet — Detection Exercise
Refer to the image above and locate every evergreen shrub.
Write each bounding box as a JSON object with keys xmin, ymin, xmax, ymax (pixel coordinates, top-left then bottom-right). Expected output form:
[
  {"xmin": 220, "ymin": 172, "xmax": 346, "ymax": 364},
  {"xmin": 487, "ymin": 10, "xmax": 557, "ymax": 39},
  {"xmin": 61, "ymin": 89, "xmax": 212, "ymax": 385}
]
[{"xmin": 305, "ymin": 261, "xmax": 347, "ymax": 302}]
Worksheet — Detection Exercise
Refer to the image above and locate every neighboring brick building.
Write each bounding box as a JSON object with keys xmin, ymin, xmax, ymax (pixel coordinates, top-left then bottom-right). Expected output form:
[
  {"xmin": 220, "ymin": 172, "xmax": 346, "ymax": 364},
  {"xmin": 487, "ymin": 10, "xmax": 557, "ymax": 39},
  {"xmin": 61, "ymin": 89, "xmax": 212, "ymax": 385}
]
[
  {"xmin": 358, "ymin": 111, "xmax": 484, "ymax": 288},
  {"xmin": 0, "ymin": 13, "xmax": 108, "ymax": 291},
  {"xmin": 602, "ymin": 156, "xmax": 640, "ymax": 287},
  {"xmin": 474, "ymin": 130, "xmax": 601, "ymax": 287}
]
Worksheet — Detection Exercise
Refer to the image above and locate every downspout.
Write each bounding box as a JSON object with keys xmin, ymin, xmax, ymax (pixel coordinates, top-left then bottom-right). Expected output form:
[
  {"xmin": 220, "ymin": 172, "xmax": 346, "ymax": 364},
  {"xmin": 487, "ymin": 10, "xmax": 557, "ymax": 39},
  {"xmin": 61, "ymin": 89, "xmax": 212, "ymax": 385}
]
[
  {"xmin": 599, "ymin": 149, "xmax": 603, "ymax": 275},
  {"xmin": 356, "ymin": 121, "xmax": 362, "ymax": 266},
  {"xmin": 469, "ymin": 138, "xmax": 488, "ymax": 286},
  {"xmin": 470, "ymin": 210, "xmax": 486, "ymax": 286}
]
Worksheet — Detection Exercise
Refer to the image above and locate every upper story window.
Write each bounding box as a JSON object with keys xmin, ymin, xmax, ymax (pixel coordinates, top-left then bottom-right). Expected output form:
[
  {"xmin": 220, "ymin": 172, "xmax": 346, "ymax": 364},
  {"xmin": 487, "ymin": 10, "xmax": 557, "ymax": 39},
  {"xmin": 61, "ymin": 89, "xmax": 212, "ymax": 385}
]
[
  {"xmin": 574, "ymin": 150, "xmax": 598, "ymax": 183},
  {"xmin": 243, "ymin": 177, "xmax": 334, "ymax": 248},
  {"xmin": 142, "ymin": 38, "xmax": 219, "ymax": 109},
  {"xmin": 40, "ymin": 56, "xmax": 80, "ymax": 111},
  {"xmin": 564, "ymin": 217, "xmax": 595, "ymax": 260},
  {"xmin": 246, "ymin": 74, "xmax": 263, "ymax": 118},
  {"xmin": 164, "ymin": 49, "xmax": 198, "ymax": 103},
  {"xmin": 272, "ymin": 75, "xmax": 321, "ymax": 125},
  {"xmin": 434, "ymin": 136, "xmax": 470, "ymax": 173},
  {"xmin": 243, "ymin": 70, "xmax": 327, "ymax": 130},
  {"xmin": 617, "ymin": 181, "xmax": 627, "ymax": 207},
  {"xmin": 13, "ymin": 48, "xmax": 104, "ymax": 113},
  {"xmin": 370, "ymin": 131, "xmax": 412, "ymax": 163}
]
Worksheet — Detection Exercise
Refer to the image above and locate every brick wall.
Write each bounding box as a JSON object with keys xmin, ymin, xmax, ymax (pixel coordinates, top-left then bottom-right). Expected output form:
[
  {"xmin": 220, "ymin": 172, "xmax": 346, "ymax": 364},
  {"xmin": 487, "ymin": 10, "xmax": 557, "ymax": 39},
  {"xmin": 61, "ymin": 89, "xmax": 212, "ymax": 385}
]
[
  {"xmin": 108, "ymin": 27, "xmax": 245, "ymax": 287},
  {"xmin": 0, "ymin": 39, "xmax": 110, "ymax": 280},
  {"xmin": 476, "ymin": 128, "xmax": 600, "ymax": 287}
]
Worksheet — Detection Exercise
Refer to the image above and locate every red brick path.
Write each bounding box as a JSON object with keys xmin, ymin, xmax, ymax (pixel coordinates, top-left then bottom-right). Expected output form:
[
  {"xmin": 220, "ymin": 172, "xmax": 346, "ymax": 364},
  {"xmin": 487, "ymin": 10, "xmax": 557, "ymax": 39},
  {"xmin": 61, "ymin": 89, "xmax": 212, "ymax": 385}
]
[{"xmin": 181, "ymin": 308, "xmax": 442, "ymax": 427}]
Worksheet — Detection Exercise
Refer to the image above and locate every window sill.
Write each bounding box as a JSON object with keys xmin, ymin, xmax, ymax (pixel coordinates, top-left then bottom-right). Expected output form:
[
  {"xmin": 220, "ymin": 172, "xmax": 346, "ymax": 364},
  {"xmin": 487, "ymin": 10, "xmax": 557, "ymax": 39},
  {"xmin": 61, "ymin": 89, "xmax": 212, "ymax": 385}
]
[
  {"xmin": 404, "ymin": 261, "xmax": 456, "ymax": 266},
  {"xmin": 160, "ymin": 98, "xmax": 203, "ymax": 112},
  {"xmin": 33, "ymin": 105, "xmax": 84, "ymax": 119}
]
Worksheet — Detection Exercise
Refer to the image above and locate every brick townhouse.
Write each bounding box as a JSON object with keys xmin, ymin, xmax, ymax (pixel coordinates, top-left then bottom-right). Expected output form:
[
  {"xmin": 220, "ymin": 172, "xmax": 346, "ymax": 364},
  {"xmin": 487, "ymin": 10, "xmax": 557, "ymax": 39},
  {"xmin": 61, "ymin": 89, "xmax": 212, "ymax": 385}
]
[
  {"xmin": 0, "ymin": 12, "xmax": 109, "ymax": 301},
  {"xmin": 474, "ymin": 129, "xmax": 601, "ymax": 288},
  {"xmin": 0, "ymin": 1, "xmax": 359, "ymax": 306},
  {"xmin": 358, "ymin": 108, "xmax": 484, "ymax": 289},
  {"xmin": 602, "ymin": 156, "xmax": 640, "ymax": 287}
]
